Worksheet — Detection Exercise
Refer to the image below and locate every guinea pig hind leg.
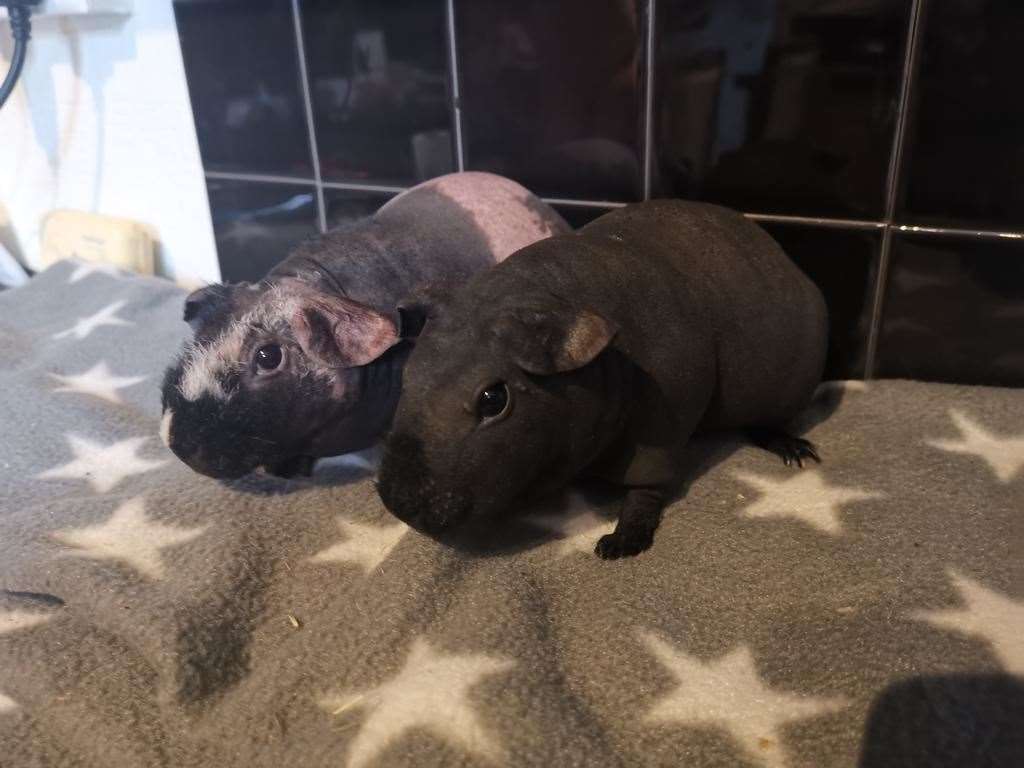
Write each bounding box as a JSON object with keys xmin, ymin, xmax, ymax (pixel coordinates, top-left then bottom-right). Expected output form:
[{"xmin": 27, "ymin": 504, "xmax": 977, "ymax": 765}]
[
  {"xmin": 746, "ymin": 427, "xmax": 821, "ymax": 468},
  {"xmin": 594, "ymin": 487, "xmax": 667, "ymax": 560}
]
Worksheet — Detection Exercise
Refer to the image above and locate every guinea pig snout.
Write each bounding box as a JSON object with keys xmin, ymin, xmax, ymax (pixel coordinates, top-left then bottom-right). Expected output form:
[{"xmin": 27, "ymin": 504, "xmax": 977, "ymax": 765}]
[
  {"xmin": 161, "ymin": 411, "xmax": 254, "ymax": 480},
  {"xmin": 378, "ymin": 432, "xmax": 472, "ymax": 534}
]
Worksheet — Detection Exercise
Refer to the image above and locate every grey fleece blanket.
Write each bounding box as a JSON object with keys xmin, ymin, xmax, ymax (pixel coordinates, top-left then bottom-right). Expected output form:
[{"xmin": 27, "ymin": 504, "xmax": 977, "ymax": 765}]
[{"xmin": 1, "ymin": 261, "xmax": 1021, "ymax": 768}]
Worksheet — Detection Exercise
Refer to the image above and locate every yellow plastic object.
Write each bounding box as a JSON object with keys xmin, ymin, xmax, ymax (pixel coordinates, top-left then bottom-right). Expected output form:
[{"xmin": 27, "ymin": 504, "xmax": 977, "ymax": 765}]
[{"xmin": 40, "ymin": 210, "xmax": 155, "ymax": 275}]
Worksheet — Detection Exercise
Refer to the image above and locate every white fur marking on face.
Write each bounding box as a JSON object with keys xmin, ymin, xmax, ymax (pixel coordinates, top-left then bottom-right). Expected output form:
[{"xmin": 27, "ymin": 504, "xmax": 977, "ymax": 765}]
[
  {"xmin": 160, "ymin": 410, "xmax": 173, "ymax": 448},
  {"xmin": 177, "ymin": 286, "xmax": 329, "ymax": 402},
  {"xmin": 178, "ymin": 319, "xmax": 249, "ymax": 401}
]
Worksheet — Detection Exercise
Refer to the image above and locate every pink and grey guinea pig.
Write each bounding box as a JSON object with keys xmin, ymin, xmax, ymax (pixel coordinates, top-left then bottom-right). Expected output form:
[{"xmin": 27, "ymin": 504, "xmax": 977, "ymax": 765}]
[{"xmin": 159, "ymin": 172, "xmax": 569, "ymax": 479}]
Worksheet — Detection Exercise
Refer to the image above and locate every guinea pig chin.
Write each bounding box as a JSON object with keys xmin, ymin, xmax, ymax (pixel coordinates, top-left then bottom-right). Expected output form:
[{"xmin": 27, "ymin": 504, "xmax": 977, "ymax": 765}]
[
  {"xmin": 162, "ymin": 411, "xmax": 269, "ymax": 479},
  {"xmin": 377, "ymin": 432, "xmax": 473, "ymax": 535},
  {"xmin": 170, "ymin": 436, "xmax": 263, "ymax": 479}
]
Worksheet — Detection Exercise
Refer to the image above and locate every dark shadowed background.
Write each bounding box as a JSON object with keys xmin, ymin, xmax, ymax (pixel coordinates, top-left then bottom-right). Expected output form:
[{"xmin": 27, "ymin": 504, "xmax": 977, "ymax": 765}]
[{"xmin": 171, "ymin": 0, "xmax": 1023, "ymax": 388}]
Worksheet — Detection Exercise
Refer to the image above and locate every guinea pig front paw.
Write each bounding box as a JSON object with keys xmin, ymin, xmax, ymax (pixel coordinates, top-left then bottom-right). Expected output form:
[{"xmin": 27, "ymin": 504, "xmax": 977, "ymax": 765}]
[
  {"xmin": 594, "ymin": 529, "xmax": 654, "ymax": 560},
  {"xmin": 747, "ymin": 428, "xmax": 821, "ymax": 468}
]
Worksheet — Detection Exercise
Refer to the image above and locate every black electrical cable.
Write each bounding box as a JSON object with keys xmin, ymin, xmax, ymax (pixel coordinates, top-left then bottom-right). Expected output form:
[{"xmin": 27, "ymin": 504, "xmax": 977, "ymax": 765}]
[{"xmin": 0, "ymin": 1, "xmax": 41, "ymax": 110}]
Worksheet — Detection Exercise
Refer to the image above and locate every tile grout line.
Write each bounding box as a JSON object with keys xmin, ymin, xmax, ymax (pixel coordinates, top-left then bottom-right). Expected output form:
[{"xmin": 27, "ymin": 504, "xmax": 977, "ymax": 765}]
[
  {"xmin": 891, "ymin": 224, "xmax": 1024, "ymax": 240},
  {"xmin": 541, "ymin": 197, "xmax": 629, "ymax": 208},
  {"xmin": 744, "ymin": 213, "xmax": 885, "ymax": 230},
  {"xmin": 202, "ymin": 187, "xmax": 1024, "ymax": 242},
  {"xmin": 641, "ymin": 0, "xmax": 656, "ymax": 200},
  {"xmin": 291, "ymin": 0, "xmax": 327, "ymax": 234},
  {"xmin": 445, "ymin": 0, "xmax": 466, "ymax": 172},
  {"xmin": 323, "ymin": 180, "xmax": 409, "ymax": 194},
  {"xmin": 864, "ymin": 0, "xmax": 926, "ymax": 379},
  {"xmin": 205, "ymin": 170, "xmax": 320, "ymax": 186}
]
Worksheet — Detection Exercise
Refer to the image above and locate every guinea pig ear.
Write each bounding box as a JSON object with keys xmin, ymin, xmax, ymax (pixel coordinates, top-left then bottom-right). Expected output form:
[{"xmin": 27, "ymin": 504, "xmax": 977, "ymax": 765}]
[
  {"xmin": 496, "ymin": 305, "xmax": 617, "ymax": 375},
  {"xmin": 290, "ymin": 294, "xmax": 400, "ymax": 369},
  {"xmin": 396, "ymin": 283, "xmax": 452, "ymax": 340},
  {"xmin": 183, "ymin": 284, "xmax": 230, "ymax": 330}
]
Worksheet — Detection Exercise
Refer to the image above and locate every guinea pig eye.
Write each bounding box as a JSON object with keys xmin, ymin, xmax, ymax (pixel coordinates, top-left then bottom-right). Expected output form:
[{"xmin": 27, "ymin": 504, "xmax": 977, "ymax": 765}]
[
  {"xmin": 476, "ymin": 383, "xmax": 510, "ymax": 421},
  {"xmin": 254, "ymin": 344, "xmax": 283, "ymax": 372}
]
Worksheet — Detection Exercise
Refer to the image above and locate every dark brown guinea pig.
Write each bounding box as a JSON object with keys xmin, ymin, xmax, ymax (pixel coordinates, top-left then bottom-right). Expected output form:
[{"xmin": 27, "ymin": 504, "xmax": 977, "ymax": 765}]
[{"xmin": 377, "ymin": 200, "xmax": 827, "ymax": 558}]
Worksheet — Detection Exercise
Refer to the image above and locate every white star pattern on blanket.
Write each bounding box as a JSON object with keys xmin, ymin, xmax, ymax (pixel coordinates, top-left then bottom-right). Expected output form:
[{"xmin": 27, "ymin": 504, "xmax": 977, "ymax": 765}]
[
  {"xmin": 733, "ymin": 470, "xmax": 884, "ymax": 535},
  {"xmin": 0, "ymin": 609, "xmax": 55, "ymax": 714},
  {"xmin": 49, "ymin": 361, "xmax": 146, "ymax": 405},
  {"xmin": 0, "ymin": 609, "xmax": 53, "ymax": 635},
  {"xmin": 68, "ymin": 261, "xmax": 124, "ymax": 284},
  {"xmin": 308, "ymin": 518, "xmax": 408, "ymax": 573},
  {"xmin": 52, "ymin": 496, "xmax": 208, "ymax": 580},
  {"xmin": 926, "ymin": 410, "xmax": 1024, "ymax": 483},
  {"xmin": 36, "ymin": 434, "xmax": 167, "ymax": 493},
  {"xmin": 912, "ymin": 570, "xmax": 1024, "ymax": 675},
  {"xmin": 640, "ymin": 632, "xmax": 848, "ymax": 768},
  {"xmin": 320, "ymin": 638, "xmax": 514, "ymax": 768},
  {"xmin": 529, "ymin": 494, "xmax": 616, "ymax": 557},
  {"xmin": 52, "ymin": 300, "xmax": 132, "ymax": 340}
]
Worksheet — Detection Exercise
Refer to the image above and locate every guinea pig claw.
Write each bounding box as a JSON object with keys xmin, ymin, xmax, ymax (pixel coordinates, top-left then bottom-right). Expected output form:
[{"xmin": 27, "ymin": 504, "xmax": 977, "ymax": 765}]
[{"xmin": 747, "ymin": 428, "xmax": 821, "ymax": 469}]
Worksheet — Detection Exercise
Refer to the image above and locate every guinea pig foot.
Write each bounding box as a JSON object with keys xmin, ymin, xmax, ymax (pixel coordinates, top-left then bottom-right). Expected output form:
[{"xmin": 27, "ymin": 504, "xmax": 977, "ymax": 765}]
[
  {"xmin": 266, "ymin": 455, "xmax": 316, "ymax": 478},
  {"xmin": 747, "ymin": 428, "xmax": 821, "ymax": 468},
  {"xmin": 594, "ymin": 528, "xmax": 655, "ymax": 559}
]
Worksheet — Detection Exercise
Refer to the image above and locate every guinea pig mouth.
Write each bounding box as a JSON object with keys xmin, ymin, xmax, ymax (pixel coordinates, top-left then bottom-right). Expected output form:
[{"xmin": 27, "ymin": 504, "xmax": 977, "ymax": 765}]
[
  {"xmin": 378, "ymin": 433, "xmax": 473, "ymax": 535},
  {"xmin": 166, "ymin": 428, "xmax": 268, "ymax": 480},
  {"xmin": 178, "ymin": 448, "xmax": 259, "ymax": 480}
]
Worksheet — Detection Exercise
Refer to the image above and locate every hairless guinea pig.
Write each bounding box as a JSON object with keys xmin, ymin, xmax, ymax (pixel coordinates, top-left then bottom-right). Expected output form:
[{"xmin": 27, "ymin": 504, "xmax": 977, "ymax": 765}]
[
  {"xmin": 377, "ymin": 200, "xmax": 828, "ymax": 558},
  {"xmin": 160, "ymin": 172, "xmax": 569, "ymax": 479}
]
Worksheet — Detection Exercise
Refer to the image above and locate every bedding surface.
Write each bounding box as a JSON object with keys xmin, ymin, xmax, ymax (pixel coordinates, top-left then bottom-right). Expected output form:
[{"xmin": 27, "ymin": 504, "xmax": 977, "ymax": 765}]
[{"xmin": 0, "ymin": 261, "xmax": 1021, "ymax": 767}]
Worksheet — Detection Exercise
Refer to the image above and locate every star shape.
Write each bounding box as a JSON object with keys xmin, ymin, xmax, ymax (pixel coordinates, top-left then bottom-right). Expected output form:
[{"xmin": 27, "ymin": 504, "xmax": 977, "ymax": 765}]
[
  {"xmin": 308, "ymin": 518, "xmax": 408, "ymax": 573},
  {"xmin": 925, "ymin": 410, "xmax": 1024, "ymax": 483},
  {"xmin": 68, "ymin": 260, "xmax": 124, "ymax": 283},
  {"xmin": 912, "ymin": 570, "xmax": 1024, "ymax": 675},
  {"xmin": 0, "ymin": 607, "xmax": 58, "ymax": 714},
  {"xmin": 49, "ymin": 361, "xmax": 146, "ymax": 405},
  {"xmin": 529, "ymin": 493, "xmax": 616, "ymax": 557},
  {"xmin": 52, "ymin": 300, "xmax": 132, "ymax": 340},
  {"xmin": 640, "ymin": 632, "xmax": 848, "ymax": 768},
  {"xmin": 37, "ymin": 434, "xmax": 167, "ymax": 493},
  {"xmin": 52, "ymin": 496, "xmax": 208, "ymax": 580},
  {"xmin": 0, "ymin": 609, "xmax": 53, "ymax": 636},
  {"xmin": 733, "ymin": 470, "xmax": 883, "ymax": 535},
  {"xmin": 319, "ymin": 638, "xmax": 514, "ymax": 768}
]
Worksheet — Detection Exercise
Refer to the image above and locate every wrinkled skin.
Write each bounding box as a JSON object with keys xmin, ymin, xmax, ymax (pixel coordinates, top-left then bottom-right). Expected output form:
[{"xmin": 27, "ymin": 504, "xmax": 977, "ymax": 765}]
[
  {"xmin": 160, "ymin": 172, "xmax": 569, "ymax": 479},
  {"xmin": 378, "ymin": 200, "xmax": 828, "ymax": 557},
  {"xmin": 160, "ymin": 279, "xmax": 409, "ymax": 479}
]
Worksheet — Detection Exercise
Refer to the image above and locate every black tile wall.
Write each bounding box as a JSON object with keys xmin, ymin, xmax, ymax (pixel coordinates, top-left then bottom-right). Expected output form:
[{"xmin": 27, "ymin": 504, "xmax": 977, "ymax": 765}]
[
  {"xmin": 206, "ymin": 179, "xmax": 320, "ymax": 283},
  {"xmin": 898, "ymin": 1, "xmax": 1024, "ymax": 229},
  {"xmin": 175, "ymin": 0, "xmax": 1024, "ymax": 387},
  {"xmin": 551, "ymin": 205, "xmax": 619, "ymax": 230},
  {"xmin": 174, "ymin": 0, "xmax": 313, "ymax": 178},
  {"xmin": 654, "ymin": 0, "xmax": 911, "ymax": 218},
  {"xmin": 759, "ymin": 223, "xmax": 879, "ymax": 380},
  {"xmin": 876, "ymin": 234, "xmax": 1024, "ymax": 387},
  {"xmin": 323, "ymin": 188, "xmax": 396, "ymax": 230},
  {"xmin": 301, "ymin": 0, "xmax": 455, "ymax": 186},
  {"xmin": 456, "ymin": 0, "xmax": 645, "ymax": 201}
]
